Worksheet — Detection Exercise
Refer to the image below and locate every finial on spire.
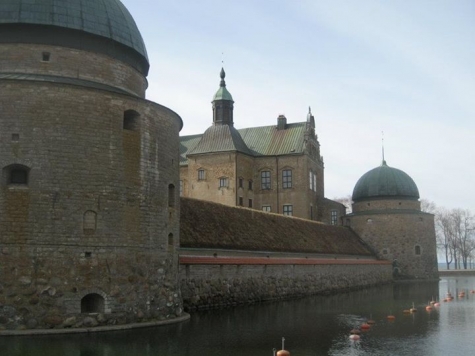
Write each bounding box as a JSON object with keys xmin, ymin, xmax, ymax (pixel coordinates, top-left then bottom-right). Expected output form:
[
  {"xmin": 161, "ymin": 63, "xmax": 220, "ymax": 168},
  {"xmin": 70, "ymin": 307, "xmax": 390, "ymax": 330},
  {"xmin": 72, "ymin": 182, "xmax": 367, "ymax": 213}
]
[
  {"xmin": 220, "ymin": 67, "xmax": 226, "ymax": 87},
  {"xmin": 381, "ymin": 131, "xmax": 387, "ymax": 166}
]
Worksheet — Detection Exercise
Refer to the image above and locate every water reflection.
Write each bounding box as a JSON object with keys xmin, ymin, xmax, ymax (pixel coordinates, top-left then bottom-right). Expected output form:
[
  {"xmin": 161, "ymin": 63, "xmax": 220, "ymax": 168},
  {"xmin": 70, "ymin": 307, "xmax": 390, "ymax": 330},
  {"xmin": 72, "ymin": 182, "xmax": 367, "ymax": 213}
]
[{"xmin": 2, "ymin": 277, "xmax": 475, "ymax": 355}]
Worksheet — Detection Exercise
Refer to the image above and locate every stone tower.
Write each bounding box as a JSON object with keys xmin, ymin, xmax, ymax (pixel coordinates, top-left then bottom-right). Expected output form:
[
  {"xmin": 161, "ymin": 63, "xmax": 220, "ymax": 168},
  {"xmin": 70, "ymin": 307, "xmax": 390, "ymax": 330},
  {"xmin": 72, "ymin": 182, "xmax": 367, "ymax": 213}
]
[
  {"xmin": 0, "ymin": 0, "xmax": 184, "ymax": 330},
  {"xmin": 346, "ymin": 160, "xmax": 438, "ymax": 279}
]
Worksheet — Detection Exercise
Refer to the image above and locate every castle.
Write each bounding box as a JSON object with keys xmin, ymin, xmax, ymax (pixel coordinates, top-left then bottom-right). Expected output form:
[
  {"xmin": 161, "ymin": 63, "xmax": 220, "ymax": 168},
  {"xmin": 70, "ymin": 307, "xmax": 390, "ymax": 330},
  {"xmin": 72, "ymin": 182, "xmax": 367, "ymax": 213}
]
[
  {"xmin": 0, "ymin": 0, "xmax": 437, "ymax": 333},
  {"xmin": 179, "ymin": 69, "xmax": 345, "ymax": 224}
]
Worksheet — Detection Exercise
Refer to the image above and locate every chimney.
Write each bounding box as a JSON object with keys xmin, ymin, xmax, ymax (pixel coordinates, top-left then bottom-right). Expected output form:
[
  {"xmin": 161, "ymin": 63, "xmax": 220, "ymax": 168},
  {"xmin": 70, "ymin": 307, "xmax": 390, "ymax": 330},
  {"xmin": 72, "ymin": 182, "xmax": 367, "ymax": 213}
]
[{"xmin": 277, "ymin": 115, "xmax": 287, "ymax": 130}]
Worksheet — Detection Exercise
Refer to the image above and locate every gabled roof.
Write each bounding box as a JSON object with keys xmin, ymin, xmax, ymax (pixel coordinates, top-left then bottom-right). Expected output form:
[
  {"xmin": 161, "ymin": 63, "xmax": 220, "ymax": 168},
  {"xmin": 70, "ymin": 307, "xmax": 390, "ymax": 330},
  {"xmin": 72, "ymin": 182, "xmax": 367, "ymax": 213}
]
[{"xmin": 180, "ymin": 122, "xmax": 307, "ymax": 165}]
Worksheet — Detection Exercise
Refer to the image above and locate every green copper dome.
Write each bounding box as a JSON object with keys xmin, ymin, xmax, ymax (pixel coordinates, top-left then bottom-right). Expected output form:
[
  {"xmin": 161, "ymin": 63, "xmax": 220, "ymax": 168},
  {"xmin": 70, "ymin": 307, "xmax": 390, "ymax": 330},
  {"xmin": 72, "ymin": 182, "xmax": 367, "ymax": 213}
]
[
  {"xmin": 352, "ymin": 161, "xmax": 420, "ymax": 202},
  {"xmin": 0, "ymin": 0, "xmax": 148, "ymax": 73}
]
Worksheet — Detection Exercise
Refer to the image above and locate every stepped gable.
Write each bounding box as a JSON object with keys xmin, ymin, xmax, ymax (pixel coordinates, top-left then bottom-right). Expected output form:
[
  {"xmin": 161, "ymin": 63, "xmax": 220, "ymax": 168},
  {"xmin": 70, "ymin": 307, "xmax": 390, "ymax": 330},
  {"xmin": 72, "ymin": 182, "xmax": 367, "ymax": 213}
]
[{"xmin": 180, "ymin": 197, "xmax": 373, "ymax": 255}]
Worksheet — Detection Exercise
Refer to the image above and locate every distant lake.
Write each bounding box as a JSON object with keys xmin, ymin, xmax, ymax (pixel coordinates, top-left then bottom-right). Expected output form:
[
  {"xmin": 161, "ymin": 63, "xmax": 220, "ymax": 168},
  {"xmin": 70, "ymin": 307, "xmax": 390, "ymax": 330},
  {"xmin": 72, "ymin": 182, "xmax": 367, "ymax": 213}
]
[{"xmin": 2, "ymin": 276, "xmax": 475, "ymax": 355}]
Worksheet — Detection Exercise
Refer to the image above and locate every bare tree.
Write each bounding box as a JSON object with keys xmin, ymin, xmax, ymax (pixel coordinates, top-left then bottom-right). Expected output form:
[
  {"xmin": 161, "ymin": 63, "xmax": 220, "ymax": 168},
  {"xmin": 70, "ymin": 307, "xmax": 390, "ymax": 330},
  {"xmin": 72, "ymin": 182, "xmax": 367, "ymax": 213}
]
[
  {"xmin": 436, "ymin": 208, "xmax": 454, "ymax": 270},
  {"xmin": 420, "ymin": 199, "xmax": 437, "ymax": 214},
  {"xmin": 451, "ymin": 209, "xmax": 475, "ymax": 269},
  {"xmin": 333, "ymin": 195, "xmax": 352, "ymax": 214}
]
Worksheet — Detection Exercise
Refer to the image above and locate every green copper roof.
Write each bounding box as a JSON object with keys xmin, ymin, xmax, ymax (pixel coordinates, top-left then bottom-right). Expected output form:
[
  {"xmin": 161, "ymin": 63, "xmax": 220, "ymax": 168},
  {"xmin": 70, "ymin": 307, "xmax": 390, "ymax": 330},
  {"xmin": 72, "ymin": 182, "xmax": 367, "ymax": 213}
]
[
  {"xmin": 352, "ymin": 160, "xmax": 420, "ymax": 202},
  {"xmin": 188, "ymin": 125, "xmax": 252, "ymax": 156},
  {"xmin": 213, "ymin": 86, "xmax": 234, "ymax": 101},
  {"xmin": 0, "ymin": 0, "xmax": 148, "ymax": 61},
  {"xmin": 180, "ymin": 122, "xmax": 307, "ymax": 165}
]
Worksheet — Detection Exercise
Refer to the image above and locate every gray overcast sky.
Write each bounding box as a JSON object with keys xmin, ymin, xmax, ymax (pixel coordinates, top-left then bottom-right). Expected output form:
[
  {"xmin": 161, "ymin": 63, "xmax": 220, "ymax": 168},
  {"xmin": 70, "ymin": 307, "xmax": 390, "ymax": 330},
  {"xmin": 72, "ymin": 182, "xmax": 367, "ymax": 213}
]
[{"xmin": 122, "ymin": 0, "xmax": 475, "ymax": 212}]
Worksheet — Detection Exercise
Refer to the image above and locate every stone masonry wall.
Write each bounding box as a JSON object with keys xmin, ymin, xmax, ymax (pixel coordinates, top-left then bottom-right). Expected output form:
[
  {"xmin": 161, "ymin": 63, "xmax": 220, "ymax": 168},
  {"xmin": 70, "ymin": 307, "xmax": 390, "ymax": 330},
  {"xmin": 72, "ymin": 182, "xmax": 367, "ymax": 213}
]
[
  {"xmin": 0, "ymin": 44, "xmax": 147, "ymax": 97},
  {"xmin": 349, "ymin": 211, "xmax": 438, "ymax": 279},
  {"xmin": 0, "ymin": 79, "xmax": 183, "ymax": 331},
  {"xmin": 179, "ymin": 258, "xmax": 392, "ymax": 311}
]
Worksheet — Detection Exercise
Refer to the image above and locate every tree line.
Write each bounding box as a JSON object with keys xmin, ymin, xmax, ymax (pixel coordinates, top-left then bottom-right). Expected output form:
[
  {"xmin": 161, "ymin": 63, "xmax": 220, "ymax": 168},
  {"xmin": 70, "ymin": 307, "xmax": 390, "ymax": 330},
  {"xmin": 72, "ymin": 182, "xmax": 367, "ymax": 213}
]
[{"xmin": 422, "ymin": 200, "xmax": 475, "ymax": 270}]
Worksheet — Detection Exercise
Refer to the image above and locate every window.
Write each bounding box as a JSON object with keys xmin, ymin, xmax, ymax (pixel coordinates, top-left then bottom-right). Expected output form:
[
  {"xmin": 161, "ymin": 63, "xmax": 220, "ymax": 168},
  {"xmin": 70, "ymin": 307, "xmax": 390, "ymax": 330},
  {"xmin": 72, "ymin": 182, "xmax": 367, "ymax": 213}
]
[
  {"xmin": 179, "ymin": 180, "xmax": 183, "ymax": 196},
  {"xmin": 262, "ymin": 205, "xmax": 271, "ymax": 212},
  {"xmin": 4, "ymin": 164, "xmax": 30, "ymax": 186},
  {"xmin": 331, "ymin": 210, "xmax": 338, "ymax": 225},
  {"xmin": 168, "ymin": 233, "xmax": 174, "ymax": 251},
  {"xmin": 123, "ymin": 110, "xmax": 140, "ymax": 131},
  {"xmin": 239, "ymin": 197, "xmax": 243, "ymax": 206},
  {"xmin": 248, "ymin": 180, "xmax": 253, "ymax": 190},
  {"xmin": 42, "ymin": 52, "xmax": 50, "ymax": 62},
  {"xmin": 219, "ymin": 177, "xmax": 228, "ymax": 188},
  {"xmin": 168, "ymin": 184, "xmax": 175, "ymax": 207},
  {"xmin": 198, "ymin": 169, "xmax": 205, "ymax": 180},
  {"xmin": 83, "ymin": 211, "xmax": 97, "ymax": 232},
  {"xmin": 309, "ymin": 171, "xmax": 317, "ymax": 192},
  {"xmin": 283, "ymin": 205, "xmax": 293, "ymax": 216},
  {"xmin": 261, "ymin": 171, "xmax": 271, "ymax": 190},
  {"xmin": 415, "ymin": 245, "xmax": 422, "ymax": 256},
  {"xmin": 10, "ymin": 169, "xmax": 28, "ymax": 185},
  {"xmin": 248, "ymin": 199, "xmax": 253, "ymax": 208},
  {"xmin": 282, "ymin": 169, "xmax": 292, "ymax": 189},
  {"xmin": 81, "ymin": 293, "xmax": 104, "ymax": 313},
  {"xmin": 239, "ymin": 178, "xmax": 243, "ymax": 188}
]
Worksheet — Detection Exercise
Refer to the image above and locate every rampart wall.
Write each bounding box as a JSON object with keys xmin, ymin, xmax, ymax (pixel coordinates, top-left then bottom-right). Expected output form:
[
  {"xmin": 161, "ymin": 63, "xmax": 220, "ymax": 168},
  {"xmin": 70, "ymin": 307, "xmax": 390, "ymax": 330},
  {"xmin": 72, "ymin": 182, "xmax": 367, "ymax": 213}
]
[{"xmin": 179, "ymin": 255, "xmax": 392, "ymax": 311}]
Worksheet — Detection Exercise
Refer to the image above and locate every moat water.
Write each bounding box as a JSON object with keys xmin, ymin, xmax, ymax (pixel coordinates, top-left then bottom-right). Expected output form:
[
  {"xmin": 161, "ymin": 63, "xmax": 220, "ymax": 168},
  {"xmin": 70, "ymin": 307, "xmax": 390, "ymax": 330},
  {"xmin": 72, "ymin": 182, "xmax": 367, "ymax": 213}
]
[{"xmin": 1, "ymin": 276, "xmax": 474, "ymax": 356}]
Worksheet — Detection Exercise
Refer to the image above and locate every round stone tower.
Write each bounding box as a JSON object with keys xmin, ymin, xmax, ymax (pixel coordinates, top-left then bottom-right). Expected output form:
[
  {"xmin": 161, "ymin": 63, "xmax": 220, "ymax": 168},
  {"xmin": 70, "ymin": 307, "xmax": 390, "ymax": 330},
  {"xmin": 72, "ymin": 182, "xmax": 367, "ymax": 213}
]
[
  {"xmin": 0, "ymin": 0, "xmax": 184, "ymax": 330},
  {"xmin": 346, "ymin": 160, "xmax": 438, "ymax": 279}
]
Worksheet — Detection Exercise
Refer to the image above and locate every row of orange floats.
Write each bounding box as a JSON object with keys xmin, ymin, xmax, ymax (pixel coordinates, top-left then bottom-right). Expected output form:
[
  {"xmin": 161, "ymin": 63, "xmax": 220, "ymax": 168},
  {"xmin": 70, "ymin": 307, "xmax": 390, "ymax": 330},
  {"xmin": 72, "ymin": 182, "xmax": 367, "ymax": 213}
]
[{"xmin": 349, "ymin": 297, "xmax": 445, "ymax": 341}]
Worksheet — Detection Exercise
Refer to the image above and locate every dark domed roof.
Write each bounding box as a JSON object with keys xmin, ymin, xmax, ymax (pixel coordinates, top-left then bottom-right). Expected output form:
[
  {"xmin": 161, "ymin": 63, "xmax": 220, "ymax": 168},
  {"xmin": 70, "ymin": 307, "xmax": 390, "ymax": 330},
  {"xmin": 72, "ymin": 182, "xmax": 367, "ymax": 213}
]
[
  {"xmin": 352, "ymin": 160, "xmax": 420, "ymax": 202},
  {"xmin": 0, "ymin": 0, "xmax": 148, "ymax": 73}
]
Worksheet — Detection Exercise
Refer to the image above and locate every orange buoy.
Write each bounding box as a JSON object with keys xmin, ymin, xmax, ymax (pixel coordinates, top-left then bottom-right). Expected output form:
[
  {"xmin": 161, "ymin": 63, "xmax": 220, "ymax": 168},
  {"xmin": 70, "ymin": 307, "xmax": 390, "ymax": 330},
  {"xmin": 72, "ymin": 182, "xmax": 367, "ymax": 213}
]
[
  {"xmin": 403, "ymin": 309, "xmax": 411, "ymax": 314},
  {"xmin": 425, "ymin": 305, "xmax": 433, "ymax": 311},
  {"xmin": 367, "ymin": 319, "xmax": 376, "ymax": 325},
  {"xmin": 387, "ymin": 315, "xmax": 396, "ymax": 321},
  {"xmin": 434, "ymin": 302, "xmax": 441, "ymax": 307},
  {"xmin": 349, "ymin": 334, "xmax": 360, "ymax": 341},
  {"xmin": 361, "ymin": 323, "xmax": 371, "ymax": 330},
  {"xmin": 276, "ymin": 337, "xmax": 290, "ymax": 356}
]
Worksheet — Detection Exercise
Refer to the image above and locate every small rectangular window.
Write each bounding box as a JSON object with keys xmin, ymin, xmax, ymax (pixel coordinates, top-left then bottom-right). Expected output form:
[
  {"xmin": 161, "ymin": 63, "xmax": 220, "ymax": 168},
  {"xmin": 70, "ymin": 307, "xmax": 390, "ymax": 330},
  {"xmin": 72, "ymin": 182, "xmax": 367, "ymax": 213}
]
[
  {"xmin": 283, "ymin": 205, "xmax": 293, "ymax": 216},
  {"xmin": 248, "ymin": 199, "xmax": 253, "ymax": 208},
  {"xmin": 198, "ymin": 169, "xmax": 205, "ymax": 180},
  {"xmin": 239, "ymin": 178, "xmax": 243, "ymax": 188},
  {"xmin": 282, "ymin": 169, "xmax": 292, "ymax": 189},
  {"xmin": 219, "ymin": 177, "xmax": 228, "ymax": 188},
  {"xmin": 239, "ymin": 197, "xmax": 243, "ymax": 206},
  {"xmin": 249, "ymin": 180, "xmax": 253, "ymax": 190},
  {"xmin": 42, "ymin": 52, "xmax": 50, "ymax": 62},
  {"xmin": 179, "ymin": 180, "xmax": 183, "ymax": 196},
  {"xmin": 261, "ymin": 171, "xmax": 271, "ymax": 190},
  {"xmin": 331, "ymin": 210, "xmax": 338, "ymax": 225},
  {"xmin": 262, "ymin": 205, "xmax": 271, "ymax": 212}
]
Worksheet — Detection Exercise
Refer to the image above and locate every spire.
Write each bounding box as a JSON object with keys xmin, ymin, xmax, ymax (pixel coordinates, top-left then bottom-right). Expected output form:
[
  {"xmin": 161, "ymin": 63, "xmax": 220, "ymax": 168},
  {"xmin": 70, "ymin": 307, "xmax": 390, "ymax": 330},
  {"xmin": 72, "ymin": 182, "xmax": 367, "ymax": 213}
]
[
  {"xmin": 212, "ymin": 67, "xmax": 234, "ymax": 125},
  {"xmin": 306, "ymin": 106, "xmax": 315, "ymax": 131},
  {"xmin": 220, "ymin": 67, "xmax": 226, "ymax": 87},
  {"xmin": 307, "ymin": 106, "xmax": 312, "ymax": 122},
  {"xmin": 381, "ymin": 131, "xmax": 386, "ymax": 166}
]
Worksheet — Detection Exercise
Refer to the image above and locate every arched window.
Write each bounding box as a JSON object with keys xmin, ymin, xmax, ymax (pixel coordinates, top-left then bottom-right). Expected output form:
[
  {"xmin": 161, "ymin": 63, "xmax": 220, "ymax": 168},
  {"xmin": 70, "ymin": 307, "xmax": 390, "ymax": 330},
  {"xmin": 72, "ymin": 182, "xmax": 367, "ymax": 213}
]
[
  {"xmin": 123, "ymin": 110, "xmax": 140, "ymax": 131},
  {"xmin": 168, "ymin": 233, "xmax": 174, "ymax": 251},
  {"xmin": 3, "ymin": 164, "xmax": 30, "ymax": 186},
  {"xmin": 81, "ymin": 293, "xmax": 104, "ymax": 313},
  {"xmin": 168, "ymin": 184, "xmax": 175, "ymax": 208},
  {"xmin": 83, "ymin": 211, "xmax": 97, "ymax": 233}
]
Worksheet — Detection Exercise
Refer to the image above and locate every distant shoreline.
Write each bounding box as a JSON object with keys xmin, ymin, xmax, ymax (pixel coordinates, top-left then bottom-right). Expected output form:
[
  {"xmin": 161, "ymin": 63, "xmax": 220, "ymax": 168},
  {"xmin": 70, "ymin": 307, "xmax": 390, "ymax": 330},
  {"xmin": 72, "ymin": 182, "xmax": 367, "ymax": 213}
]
[{"xmin": 439, "ymin": 269, "xmax": 475, "ymax": 276}]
